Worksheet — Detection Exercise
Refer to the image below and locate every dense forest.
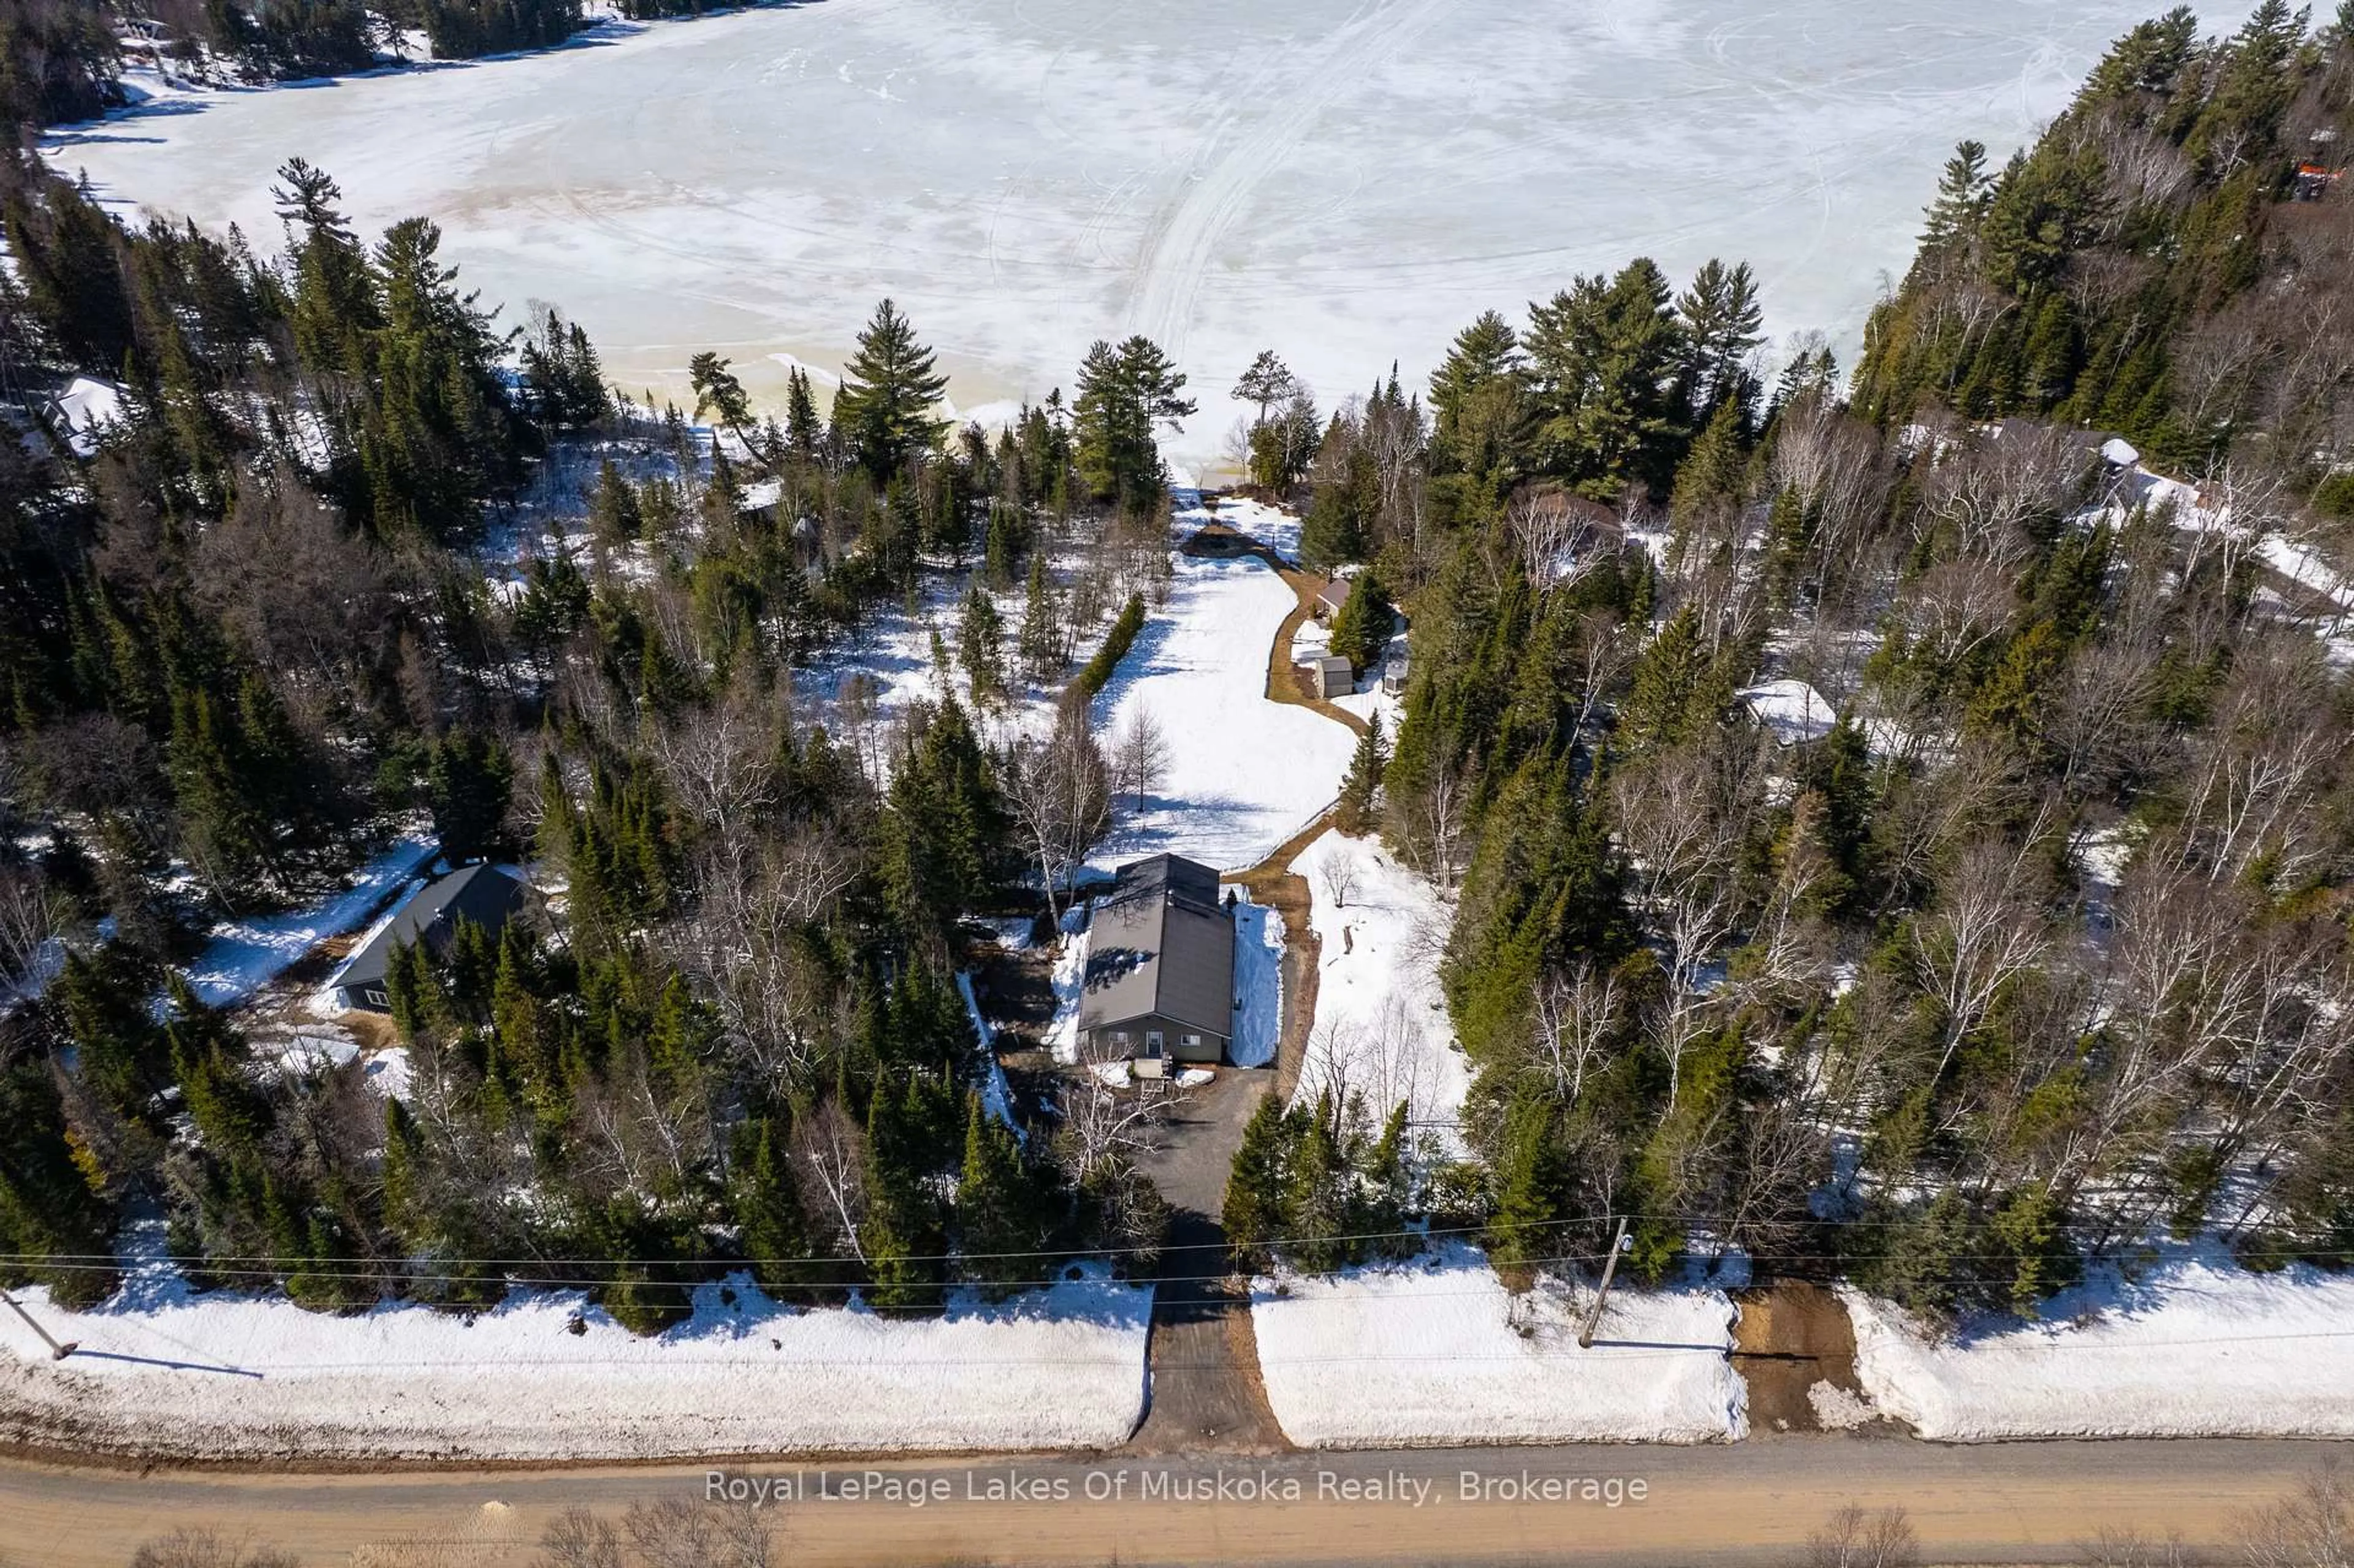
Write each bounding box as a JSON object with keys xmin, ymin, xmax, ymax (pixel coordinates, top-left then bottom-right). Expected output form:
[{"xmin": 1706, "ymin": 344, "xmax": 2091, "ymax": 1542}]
[
  {"xmin": 5, "ymin": 2, "xmax": 2354, "ymax": 1338},
  {"xmin": 0, "ymin": 118, "xmax": 1203, "ymax": 1320},
  {"xmin": 1228, "ymin": 1, "xmax": 2354, "ymax": 1323},
  {"xmin": 0, "ymin": 0, "xmax": 770, "ymax": 126}
]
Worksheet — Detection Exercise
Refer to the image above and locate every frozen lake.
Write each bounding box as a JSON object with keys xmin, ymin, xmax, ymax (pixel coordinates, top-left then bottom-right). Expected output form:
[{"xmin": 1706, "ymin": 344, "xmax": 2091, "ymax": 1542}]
[{"xmin": 49, "ymin": 0, "xmax": 2235, "ymax": 462}]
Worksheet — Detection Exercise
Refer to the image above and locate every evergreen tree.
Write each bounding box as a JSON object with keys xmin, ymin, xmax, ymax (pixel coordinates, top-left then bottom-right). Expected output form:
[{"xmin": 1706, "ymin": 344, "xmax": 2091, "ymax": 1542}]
[
  {"xmin": 1428, "ymin": 310, "xmax": 1526, "ymax": 484},
  {"xmin": 1073, "ymin": 335, "xmax": 1194, "ymax": 512},
  {"xmin": 1222, "ymin": 1093, "xmax": 1293, "ymax": 1266},
  {"xmin": 1328, "ymin": 571, "xmax": 1396, "ymax": 672},
  {"xmin": 834, "ymin": 299, "xmax": 950, "ymax": 481},
  {"xmin": 1524, "ymin": 259, "xmax": 1686, "ymax": 496},
  {"xmin": 956, "ymin": 1097, "xmax": 1043, "ymax": 1296},
  {"xmin": 1336, "ymin": 712, "xmax": 1389, "ymax": 835}
]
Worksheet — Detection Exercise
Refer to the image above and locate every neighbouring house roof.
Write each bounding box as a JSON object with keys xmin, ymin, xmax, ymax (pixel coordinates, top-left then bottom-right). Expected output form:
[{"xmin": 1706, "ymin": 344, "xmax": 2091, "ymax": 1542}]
[
  {"xmin": 1078, "ymin": 854, "xmax": 1235, "ymax": 1042},
  {"xmin": 48, "ymin": 376, "xmax": 123, "ymax": 457},
  {"xmin": 1739, "ymin": 679, "xmax": 1838, "ymax": 747},
  {"xmin": 331, "ymin": 863, "xmax": 527, "ymax": 994}
]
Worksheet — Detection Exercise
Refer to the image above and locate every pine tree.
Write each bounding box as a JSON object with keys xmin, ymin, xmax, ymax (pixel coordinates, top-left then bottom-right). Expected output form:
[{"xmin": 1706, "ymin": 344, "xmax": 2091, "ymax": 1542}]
[
  {"xmin": 956, "ymin": 1097, "xmax": 1042, "ymax": 1296},
  {"xmin": 736, "ymin": 1116, "xmax": 815, "ymax": 1298},
  {"xmin": 1328, "ymin": 572, "xmax": 1396, "ymax": 672},
  {"xmin": 1674, "ymin": 258, "xmax": 1764, "ymax": 424},
  {"xmin": 1615, "ymin": 605, "xmax": 1726, "ymax": 752},
  {"xmin": 1525, "ymin": 259, "xmax": 1686, "ymax": 496},
  {"xmin": 1917, "ymin": 140, "xmax": 1994, "ymax": 259},
  {"xmin": 783, "ymin": 366, "xmax": 825, "ymax": 464},
  {"xmin": 1336, "ymin": 712, "xmax": 1388, "ymax": 835},
  {"xmin": 1017, "ymin": 552, "xmax": 1062, "ymax": 682},
  {"xmin": 957, "ymin": 582, "xmax": 1007, "ymax": 709},
  {"xmin": 1073, "ymin": 335, "xmax": 1194, "ymax": 511},
  {"xmin": 1222, "ymin": 1093, "xmax": 1293, "ymax": 1266},
  {"xmin": 1485, "ymin": 1092, "xmax": 1560, "ymax": 1281},
  {"xmin": 834, "ymin": 299, "xmax": 950, "ymax": 481},
  {"xmin": 687, "ymin": 351, "xmax": 751, "ymax": 434},
  {"xmin": 1428, "ymin": 310, "xmax": 1526, "ymax": 482}
]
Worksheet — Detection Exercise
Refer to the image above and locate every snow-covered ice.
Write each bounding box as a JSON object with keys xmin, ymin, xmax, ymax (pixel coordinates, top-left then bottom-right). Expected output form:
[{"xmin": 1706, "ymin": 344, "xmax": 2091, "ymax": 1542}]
[
  {"xmin": 182, "ymin": 835, "xmax": 436, "ymax": 1007},
  {"xmin": 0, "ymin": 1256, "xmax": 1152, "ymax": 1461},
  {"xmin": 1287, "ymin": 830, "xmax": 1467, "ymax": 1141},
  {"xmin": 1842, "ymin": 1246, "xmax": 2354, "ymax": 1441},
  {"xmin": 42, "ymin": 0, "xmax": 2233, "ymax": 468},
  {"xmin": 1251, "ymin": 1244, "xmax": 1743, "ymax": 1447},
  {"xmin": 1089, "ymin": 552, "xmax": 1354, "ymax": 872}
]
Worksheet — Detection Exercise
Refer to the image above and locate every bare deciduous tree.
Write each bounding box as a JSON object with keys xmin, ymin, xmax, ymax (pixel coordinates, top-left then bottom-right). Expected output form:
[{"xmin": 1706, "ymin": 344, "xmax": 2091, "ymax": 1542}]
[
  {"xmin": 790, "ymin": 1098, "xmax": 870, "ymax": 1262},
  {"xmin": 1801, "ymin": 1503, "xmax": 1920, "ymax": 1568},
  {"xmin": 1110, "ymin": 703, "xmax": 1171, "ymax": 817},
  {"xmin": 1005, "ymin": 704, "xmax": 1112, "ymax": 927}
]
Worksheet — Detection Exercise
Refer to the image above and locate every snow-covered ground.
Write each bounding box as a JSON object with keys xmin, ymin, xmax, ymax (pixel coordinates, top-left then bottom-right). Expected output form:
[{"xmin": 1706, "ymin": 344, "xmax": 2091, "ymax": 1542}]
[
  {"xmin": 1842, "ymin": 1246, "xmax": 2354, "ymax": 1441},
  {"xmin": 1227, "ymin": 888, "xmax": 1283, "ymax": 1069},
  {"xmin": 1089, "ymin": 552, "xmax": 1354, "ymax": 872},
  {"xmin": 180, "ymin": 835, "xmax": 436, "ymax": 1008},
  {"xmin": 44, "ymin": 0, "xmax": 2233, "ymax": 468},
  {"xmin": 1211, "ymin": 497, "xmax": 1302, "ymax": 559},
  {"xmin": 0, "ymin": 1239, "xmax": 1152, "ymax": 1460},
  {"xmin": 1287, "ymin": 831, "xmax": 1467, "ymax": 1143},
  {"xmin": 1251, "ymin": 1244, "xmax": 1743, "ymax": 1447}
]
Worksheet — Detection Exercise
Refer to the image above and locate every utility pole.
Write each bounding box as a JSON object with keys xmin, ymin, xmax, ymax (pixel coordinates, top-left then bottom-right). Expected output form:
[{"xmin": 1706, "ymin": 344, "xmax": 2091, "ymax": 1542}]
[
  {"xmin": 0, "ymin": 1286, "xmax": 77, "ymax": 1361},
  {"xmin": 1577, "ymin": 1218, "xmax": 1632, "ymax": 1350}
]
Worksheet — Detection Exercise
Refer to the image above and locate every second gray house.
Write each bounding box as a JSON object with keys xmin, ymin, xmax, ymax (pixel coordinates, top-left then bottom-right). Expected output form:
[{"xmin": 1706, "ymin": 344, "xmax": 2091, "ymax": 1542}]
[{"xmin": 1076, "ymin": 854, "xmax": 1236, "ymax": 1065}]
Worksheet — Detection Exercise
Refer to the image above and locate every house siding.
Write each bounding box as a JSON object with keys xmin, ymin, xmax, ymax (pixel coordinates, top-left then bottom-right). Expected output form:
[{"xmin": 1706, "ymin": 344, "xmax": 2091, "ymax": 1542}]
[{"xmin": 1083, "ymin": 1012, "xmax": 1227, "ymax": 1064}]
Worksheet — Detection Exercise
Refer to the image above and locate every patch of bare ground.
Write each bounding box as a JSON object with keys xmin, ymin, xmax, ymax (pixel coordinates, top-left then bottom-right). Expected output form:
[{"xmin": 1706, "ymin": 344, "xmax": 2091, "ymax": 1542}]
[{"xmin": 1734, "ymin": 1282, "xmax": 1884, "ymax": 1436}]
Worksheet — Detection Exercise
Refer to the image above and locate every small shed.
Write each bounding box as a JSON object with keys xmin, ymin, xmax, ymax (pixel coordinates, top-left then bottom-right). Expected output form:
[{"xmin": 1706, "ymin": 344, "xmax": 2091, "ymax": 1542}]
[
  {"xmin": 329, "ymin": 864, "xmax": 528, "ymax": 1013},
  {"xmin": 1311, "ymin": 655, "xmax": 1354, "ymax": 699},
  {"xmin": 1312, "ymin": 576, "xmax": 1352, "ymax": 622},
  {"xmin": 1382, "ymin": 653, "xmax": 1411, "ymax": 697}
]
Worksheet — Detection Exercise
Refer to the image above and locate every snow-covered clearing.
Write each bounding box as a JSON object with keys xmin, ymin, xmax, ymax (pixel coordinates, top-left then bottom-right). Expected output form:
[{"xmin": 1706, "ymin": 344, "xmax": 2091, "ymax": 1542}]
[
  {"xmin": 1227, "ymin": 888, "xmax": 1284, "ymax": 1069},
  {"xmin": 1251, "ymin": 1244, "xmax": 1743, "ymax": 1447},
  {"xmin": 0, "ymin": 1237, "xmax": 1152, "ymax": 1460},
  {"xmin": 1842, "ymin": 1246, "xmax": 2354, "ymax": 1441},
  {"xmin": 1089, "ymin": 552, "xmax": 1354, "ymax": 873},
  {"xmin": 1210, "ymin": 497, "xmax": 1301, "ymax": 559},
  {"xmin": 1287, "ymin": 831, "xmax": 1467, "ymax": 1143},
  {"xmin": 45, "ymin": 0, "xmax": 2223, "ymax": 468},
  {"xmin": 181, "ymin": 835, "xmax": 436, "ymax": 1008}
]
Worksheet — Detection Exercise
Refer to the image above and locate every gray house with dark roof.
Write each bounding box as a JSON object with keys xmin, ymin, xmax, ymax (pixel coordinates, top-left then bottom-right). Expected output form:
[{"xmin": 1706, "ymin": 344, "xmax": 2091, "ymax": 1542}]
[
  {"xmin": 1077, "ymin": 854, "xmax": 1236, "ymax": 1065},
  {"xmin": 330, "ymin": 864, "xmax": 528, "ymax": 1013}
]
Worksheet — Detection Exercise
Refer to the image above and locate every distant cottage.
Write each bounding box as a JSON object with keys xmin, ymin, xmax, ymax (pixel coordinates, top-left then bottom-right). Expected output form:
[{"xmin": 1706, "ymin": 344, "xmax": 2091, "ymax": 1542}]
[
  {"xmin": 1077, "ymin": 854, "xmax": 1236, "ymax": 1065},
  {"xmin": 330, "ymin": 864, "xmax": 528, "ymax": 1013}
]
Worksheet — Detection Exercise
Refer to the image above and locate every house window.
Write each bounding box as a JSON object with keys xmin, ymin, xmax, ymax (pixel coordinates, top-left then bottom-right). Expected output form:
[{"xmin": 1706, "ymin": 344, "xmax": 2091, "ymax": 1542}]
[
  {"xmin": 1145, "ymin": 1030, "xmax": 1164, "ymax": 1058},
  {"xmin": 1183, "ymin": 1034, "xmax": 1204, "ymax": 1052},
  {"xmin": 1111, "ymin": 1031, "xmax": 1132, "ymax": 1049}
]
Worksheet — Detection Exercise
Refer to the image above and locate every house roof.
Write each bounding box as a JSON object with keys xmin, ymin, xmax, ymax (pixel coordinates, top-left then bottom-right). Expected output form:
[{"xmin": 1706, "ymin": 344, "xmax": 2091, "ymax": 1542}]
[
  {"xmin": 1315, "ymin": 577, "xmax": 1352, "ymax": 611},
  {"xmin": 332, "ymin": 864, "xmax": 527, "ymax": 992},
  {"xmin": 1077, "ymin": 855, "xmax": 1235, "ymax": 1041}
]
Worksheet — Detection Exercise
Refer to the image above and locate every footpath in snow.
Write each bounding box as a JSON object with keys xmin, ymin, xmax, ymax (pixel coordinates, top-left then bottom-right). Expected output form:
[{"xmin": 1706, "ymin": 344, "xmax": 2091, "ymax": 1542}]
[
  {"xmin": 0, "ymin": 1243, "xmax": 1152, "ymax": 1461},
  {"xmin": 1842, "ymin": 1246, "xmax": 2354, "ymax": 1441},
  {"xmin": 1089, "ymin": 551, "xmax": 1354, "ymax": 873},
  {"xmin": 1251, "ymin": 1244, "xmax": 1744, "ymax": 1447},
  {"xmin": 1287, "ymin": 830, "xmax": 1468, "ymax": 1141}
]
